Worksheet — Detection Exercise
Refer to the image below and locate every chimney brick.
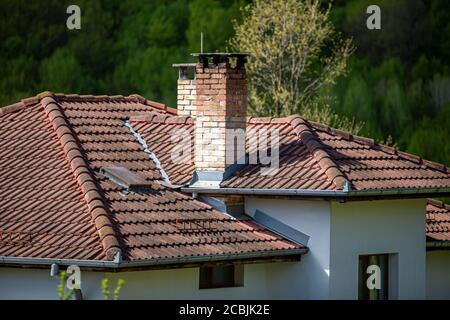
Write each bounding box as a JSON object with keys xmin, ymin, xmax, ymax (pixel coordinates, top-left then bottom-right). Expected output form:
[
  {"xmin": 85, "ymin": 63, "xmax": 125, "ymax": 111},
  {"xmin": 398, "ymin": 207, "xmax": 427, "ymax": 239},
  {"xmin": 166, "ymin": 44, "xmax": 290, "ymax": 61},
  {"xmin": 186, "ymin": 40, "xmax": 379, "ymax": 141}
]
[
  {"xmin": 173, "ymin": 63, "xmax": 197, "ymax": 118},
  {"xmin": 193, "ymin": 54, "xmax": 248, "ymax": 173},
  {"xmin": 174, "ymin": 54, "xmax": 248, "ymax": 177},
  {"xmin": 177, "ymin": 79, "xmax": 197, "ymax": 117}
]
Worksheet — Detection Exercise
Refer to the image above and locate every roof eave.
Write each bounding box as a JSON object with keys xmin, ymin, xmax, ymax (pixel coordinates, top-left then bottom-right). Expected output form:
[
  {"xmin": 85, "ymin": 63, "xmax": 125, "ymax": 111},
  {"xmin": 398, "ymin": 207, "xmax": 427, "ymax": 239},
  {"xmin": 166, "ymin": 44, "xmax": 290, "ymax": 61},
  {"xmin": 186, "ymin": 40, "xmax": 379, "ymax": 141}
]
[
  {"xmin": 426, "ymin": 241, "xmax": 450, "ymax": 250},
  {"xmin": 181, "ymin": 186, "xmax": 450, "ymax": 200},
  {"xmin": 0, "ymin": 248, "xmax": 307, "ymax": 271},
  {"xmin": 117, "ymin": 248, "xmax": 307, "ymax": 270}
]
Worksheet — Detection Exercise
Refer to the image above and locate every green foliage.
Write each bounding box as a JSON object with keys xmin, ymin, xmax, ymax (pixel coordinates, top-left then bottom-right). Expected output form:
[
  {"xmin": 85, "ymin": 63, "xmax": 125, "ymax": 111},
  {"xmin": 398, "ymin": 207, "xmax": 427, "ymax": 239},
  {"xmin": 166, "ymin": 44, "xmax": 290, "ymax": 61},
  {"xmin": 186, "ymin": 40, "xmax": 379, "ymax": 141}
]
[
  {"xmin": 0, "ymin": 0, "xmax": 449, "ymax": 168},
  {"xmin": 406, "ymin": 104, "xmax": 450, "ymax": 164},
  {"xmin": 186, "ymin": 0, "xmax": 243, "ymax": 53},
  {"xmin": 102, "ymin": 278, "xmax": 125, "ymax": 300},
  {"xmin": 114, "ymin": 279, "xmax": 125, "ymax": 300},
  {"xmin": 40, "ymin": 47, "xmax": 93, "ymax": 93},
  {"xmin": 230, "ymin": 0, "xmax": 360, "ymax": 134},
  {"xmin": 57, "ymin": 271, "xmax": 75, "ymax": 300},
  {"xmin": 341, "ymin": 74, "xmax": 376, "ymax": 135},
  {"xmin": 101, "ymin": 278, "xmax": 110, "ymax": 300}
]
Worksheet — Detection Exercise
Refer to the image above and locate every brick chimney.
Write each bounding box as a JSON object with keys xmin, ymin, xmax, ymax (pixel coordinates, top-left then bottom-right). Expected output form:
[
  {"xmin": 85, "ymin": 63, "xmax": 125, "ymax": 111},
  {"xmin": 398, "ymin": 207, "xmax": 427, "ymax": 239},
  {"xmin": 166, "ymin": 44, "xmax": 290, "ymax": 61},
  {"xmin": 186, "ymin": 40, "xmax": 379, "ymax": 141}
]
[
  {"xmin": 174, "ymin": 53, "xmax": 248, "ymax": 185},
  {"xmin": 173, "ymin": 63, "xmax": 197, "ymax": 118}
]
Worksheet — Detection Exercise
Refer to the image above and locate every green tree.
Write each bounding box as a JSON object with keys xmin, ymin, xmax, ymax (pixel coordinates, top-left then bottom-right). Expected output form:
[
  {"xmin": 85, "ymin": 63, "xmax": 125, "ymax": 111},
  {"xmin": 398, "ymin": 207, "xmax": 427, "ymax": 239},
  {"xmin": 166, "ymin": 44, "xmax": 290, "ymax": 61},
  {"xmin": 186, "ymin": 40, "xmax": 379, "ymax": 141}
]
[
  {"xmin": 341, "ymin": 74, "xmax": 378, "ymax": 137},
  {"xmin": 40, "ymin": 47, "xmax": 93, "ymax": 93},
  {"xmin": 230, "ymin": 0, "xmax": 360, "ymax": 133},
  {"xmin": 186, "ymin": 0, "xmax": 243, "ymax": 53},
  {"xmin": 407, "ymin": 103, "xmax": 450, "ymax": 164}
]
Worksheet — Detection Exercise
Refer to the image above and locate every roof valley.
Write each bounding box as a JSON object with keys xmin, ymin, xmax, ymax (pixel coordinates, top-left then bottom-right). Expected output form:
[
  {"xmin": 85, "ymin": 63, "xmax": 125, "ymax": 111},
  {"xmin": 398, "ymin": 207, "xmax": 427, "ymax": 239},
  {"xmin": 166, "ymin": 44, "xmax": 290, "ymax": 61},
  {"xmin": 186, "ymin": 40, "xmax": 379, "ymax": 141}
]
[{"xmin": 40, "ymin": 93, "xmax": 121, "ymax": 260}]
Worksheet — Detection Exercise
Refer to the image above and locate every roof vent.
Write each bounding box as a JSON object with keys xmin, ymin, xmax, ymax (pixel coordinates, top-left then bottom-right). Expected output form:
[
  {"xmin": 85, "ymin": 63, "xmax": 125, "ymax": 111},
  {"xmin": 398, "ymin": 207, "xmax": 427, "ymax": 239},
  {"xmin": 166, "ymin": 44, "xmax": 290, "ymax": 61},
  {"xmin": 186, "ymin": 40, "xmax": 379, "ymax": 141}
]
[{"xmin": 100, "ymin": 167, "xmax": 153, "ymax": 190}]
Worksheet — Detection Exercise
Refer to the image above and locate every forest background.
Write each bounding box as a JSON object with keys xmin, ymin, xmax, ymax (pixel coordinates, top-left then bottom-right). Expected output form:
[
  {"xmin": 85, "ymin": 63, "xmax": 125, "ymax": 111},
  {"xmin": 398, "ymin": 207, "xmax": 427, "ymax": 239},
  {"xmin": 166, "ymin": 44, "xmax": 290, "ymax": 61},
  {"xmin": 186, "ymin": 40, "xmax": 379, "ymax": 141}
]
[{"xmin": 1, "ymin": 0, "xmax": 449, "ymax": 167}]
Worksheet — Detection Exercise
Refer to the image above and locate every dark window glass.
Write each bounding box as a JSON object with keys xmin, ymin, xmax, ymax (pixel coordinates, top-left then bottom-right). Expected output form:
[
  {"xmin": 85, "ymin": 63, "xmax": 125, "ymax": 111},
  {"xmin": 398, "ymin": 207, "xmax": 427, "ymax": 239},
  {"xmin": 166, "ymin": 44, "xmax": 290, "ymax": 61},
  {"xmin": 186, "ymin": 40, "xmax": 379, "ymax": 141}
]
[{"xmin": 199, "ymin": 265, "xmax": 241, "ymax": 289}]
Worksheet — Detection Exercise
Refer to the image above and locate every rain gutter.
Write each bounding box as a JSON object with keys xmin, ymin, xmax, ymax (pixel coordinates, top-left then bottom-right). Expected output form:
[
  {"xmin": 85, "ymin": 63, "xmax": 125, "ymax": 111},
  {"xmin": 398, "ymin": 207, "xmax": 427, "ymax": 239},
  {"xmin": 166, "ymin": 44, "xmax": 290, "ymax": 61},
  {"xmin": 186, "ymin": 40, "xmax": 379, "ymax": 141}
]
[
  {"xmin": 0, "ymin": 256, "xmax": 118, "ymax": 268},
  {"xmin": 426, "ymin": 241, "xmax": 450, "ymax": 249},
  {"xmin": 0, "ymin": 248, "xmax": 307, "ymax": 270},
  {"xmin": 118, "ymin": 248, "xmax": 307, "ymax": 268},
  {"xmin": 180, "ymin": 186, "xmax": 450, "ymax": 199}
]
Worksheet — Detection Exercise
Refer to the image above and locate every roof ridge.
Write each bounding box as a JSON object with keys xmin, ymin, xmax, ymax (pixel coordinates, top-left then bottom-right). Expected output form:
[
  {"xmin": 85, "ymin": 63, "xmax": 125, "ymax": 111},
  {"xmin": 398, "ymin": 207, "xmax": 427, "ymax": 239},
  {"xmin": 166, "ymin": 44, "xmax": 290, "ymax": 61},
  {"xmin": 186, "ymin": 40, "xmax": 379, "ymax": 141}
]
[
  {"xmin": 59, "ymin": 92, "xmax": 177, "ymax": 114},
  {"xmin": 54, "ymin": 92, "xmax": 178, "ymax": 114},
  {"xmin": 428, "ymin": 198, "xmax": 450, "ymax": 210},
  {"xmin": 247, "ymin": 116, "xmax": 288, "ymax": 124},
  {"xmin": 130, "ymin": 113, "xmax": 194, "ymax": 124},
  {"xmin": 305, "ymin": 119, "xmax": 450, "ymax": 174},
  {"xmin": 287, "ymin": 115, "xmax": 349, "ymax": 190},
  {"xmin": 6, "ymin": 92, "xmax": 447, "ymax": 174},
  {"xmin": 0, "ymin": 95, "xmax": 41, "ymax": 117},
  {"xmin": 40, "ymin": 95, "xmax": 121, "ymax": 260},
  {"xmin": 248, "ymin": 114, "xmax": 449, "ymax": 174},
  {"xmin": 1, "ymin": 91, "xmax": 178, "ymax": 118}
]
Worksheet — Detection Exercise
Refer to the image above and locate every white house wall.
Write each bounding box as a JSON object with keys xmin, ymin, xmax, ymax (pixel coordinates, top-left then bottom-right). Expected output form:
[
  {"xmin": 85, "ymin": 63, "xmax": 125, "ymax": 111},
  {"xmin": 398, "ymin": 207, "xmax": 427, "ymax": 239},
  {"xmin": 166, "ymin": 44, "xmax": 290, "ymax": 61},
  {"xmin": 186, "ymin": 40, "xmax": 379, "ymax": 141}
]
[
  {"xmin": 245, "ymin": 198, "xmax": 331, "ymax": 299},
  {"xmin": 0, "ymin": 263, "xmax": 278, "ymax": 300},
  {"xmin": 0, "ymin": 267, "xmax": 104, "ymax": 299},
  {"xmin": 329, "ymin": 199, "xmax": 427, "ymax": 299},
  {"xmin": 426, "ymin": 250, "xmax": 450, "ymax": 299},
  {"xmin": 104, "ymin": 264, "xmax": 271, "ymax": 300}
]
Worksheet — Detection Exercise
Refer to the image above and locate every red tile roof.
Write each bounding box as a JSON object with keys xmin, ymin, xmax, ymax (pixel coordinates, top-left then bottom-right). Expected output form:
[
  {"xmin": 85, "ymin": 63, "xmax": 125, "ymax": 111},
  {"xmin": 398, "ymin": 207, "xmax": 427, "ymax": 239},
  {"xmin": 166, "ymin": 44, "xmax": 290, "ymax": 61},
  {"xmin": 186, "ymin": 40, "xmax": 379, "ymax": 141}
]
[
  {"xmin": 130, "ymin": 114, "xmax": 195, "ymax": 185},
  {"xmin": 131, "ymin": 114, "xmax": 450, "ymax": 191},
  {"xmin": 2, "ymin": 91, "xmax": 449, "ymax": 263},
  {"xmin": 427, "ymin": 199, "xmax": 450, "ymax": 242},
  {"xmin": 0, "ymin": 97, "xmax": 105, "ymax": 260},
  {"xmin": 224, "ymin": 116, "xmax": 450, "ymax": 190},
  {"xmin": 0, "ymin": 93, "xmax": 304, "ymax": 263}
]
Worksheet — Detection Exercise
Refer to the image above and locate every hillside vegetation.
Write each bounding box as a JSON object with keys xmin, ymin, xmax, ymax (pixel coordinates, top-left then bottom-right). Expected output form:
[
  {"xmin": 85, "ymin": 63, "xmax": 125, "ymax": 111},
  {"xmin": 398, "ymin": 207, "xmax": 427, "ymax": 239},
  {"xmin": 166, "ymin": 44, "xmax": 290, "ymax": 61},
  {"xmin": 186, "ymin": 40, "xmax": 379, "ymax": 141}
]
[{"xmin": 0, "ymin": 0, "xmax": 449, "ymax": 166}]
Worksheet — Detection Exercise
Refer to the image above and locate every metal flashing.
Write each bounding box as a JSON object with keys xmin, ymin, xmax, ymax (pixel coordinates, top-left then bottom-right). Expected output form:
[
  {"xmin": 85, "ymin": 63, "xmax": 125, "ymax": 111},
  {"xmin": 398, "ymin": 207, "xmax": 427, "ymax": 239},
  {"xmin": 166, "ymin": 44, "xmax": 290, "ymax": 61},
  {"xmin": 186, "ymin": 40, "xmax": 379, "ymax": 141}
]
[
  {"xmin": 100, "ymin": 166, "xmax": 153, "ymax": 189},
  {"xmin": 253, "ymin": 210, "xmax": 310, "ymax": 246}
]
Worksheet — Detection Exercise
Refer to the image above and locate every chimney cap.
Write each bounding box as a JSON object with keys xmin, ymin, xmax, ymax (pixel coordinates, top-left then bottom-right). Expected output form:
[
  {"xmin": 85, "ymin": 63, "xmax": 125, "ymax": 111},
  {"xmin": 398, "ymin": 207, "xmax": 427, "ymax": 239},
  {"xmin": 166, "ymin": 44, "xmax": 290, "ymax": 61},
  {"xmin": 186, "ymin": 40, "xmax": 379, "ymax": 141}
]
[
  {"xmin": 192, "ymin": 52, "xmax": 249, "ymax": 68},
  {"xmin": 172, "ymin": 63, "xmax": 196, "ymax": 68},
  {"xmin": 191, "ymin": 52, "xmax": 248, "ymax": 58}
]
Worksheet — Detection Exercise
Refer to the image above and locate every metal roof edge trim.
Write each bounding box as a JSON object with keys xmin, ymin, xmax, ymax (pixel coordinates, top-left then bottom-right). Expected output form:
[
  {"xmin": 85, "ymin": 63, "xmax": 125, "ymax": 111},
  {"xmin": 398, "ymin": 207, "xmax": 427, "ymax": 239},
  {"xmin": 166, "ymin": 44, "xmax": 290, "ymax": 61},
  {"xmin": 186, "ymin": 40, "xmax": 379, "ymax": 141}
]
[
  {"xmin": 118, "ymin": 248, "xmax": 308, "ymax": 268},
  {"xmin": 426, "ymin": 241, "xmax": 450, "ymax": 249},
  {"xmin": 0, "ymin": 256, "xmax": 118, "ymax": 268},
  {"xmin": 181, "ymin": 186, "xmax": 450, "ymax": 198},
  {"xmin": 0, "ymin": 248, "xmax": 307, "ymax": 269}
]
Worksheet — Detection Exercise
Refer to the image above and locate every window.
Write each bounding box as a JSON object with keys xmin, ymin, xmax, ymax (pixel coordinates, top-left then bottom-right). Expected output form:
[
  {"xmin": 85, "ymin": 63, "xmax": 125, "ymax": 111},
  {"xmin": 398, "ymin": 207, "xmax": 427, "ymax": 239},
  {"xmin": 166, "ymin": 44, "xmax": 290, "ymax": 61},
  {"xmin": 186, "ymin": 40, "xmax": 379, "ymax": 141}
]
[
  {"xmin": 199, "ymin": 264, "xmax": 244, "ymax": 289},
  {"xmin": 358, "ymin": 254, "xmax": 389, "ymax": 300}
]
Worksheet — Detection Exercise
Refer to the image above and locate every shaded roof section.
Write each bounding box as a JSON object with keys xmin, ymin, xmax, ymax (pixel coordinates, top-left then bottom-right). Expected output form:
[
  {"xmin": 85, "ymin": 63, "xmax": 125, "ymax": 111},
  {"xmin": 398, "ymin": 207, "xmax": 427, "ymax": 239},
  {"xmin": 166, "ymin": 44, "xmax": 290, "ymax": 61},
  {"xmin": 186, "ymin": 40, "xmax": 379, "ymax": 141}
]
[
  {"xmin": 427, "ymin": 199, "xmax": 450, "ymax": 242},
  {"xmin": 0, "ymin": 93, "xmax": 303, "ymax": 263},
  {"xmin": 131, "ymin": 113, "xmax": 450, "ymax": 191}
]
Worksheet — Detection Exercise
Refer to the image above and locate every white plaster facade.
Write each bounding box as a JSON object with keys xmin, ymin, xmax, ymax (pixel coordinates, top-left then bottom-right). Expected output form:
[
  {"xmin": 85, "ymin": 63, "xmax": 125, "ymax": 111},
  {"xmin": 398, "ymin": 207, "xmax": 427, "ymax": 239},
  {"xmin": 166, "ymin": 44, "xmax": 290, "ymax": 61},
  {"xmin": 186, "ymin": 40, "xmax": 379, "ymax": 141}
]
[
  {"xmin": 246, "ymin": 197, "xmax": 429, "ymax": 299},
  {"xmin": 0, "ymin": 263, "xmax": 288, "ymax": 300},
  {"xmin": 329, "ymin": 199, "xmax": 426, "ymax": 299},
  {"xmin": 245, "ymin": 198, "xmax": 331, "ymax": 299},
  {"xmin": 426, "ymin": 250, "xmax": 450, "ymax": 299}
]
